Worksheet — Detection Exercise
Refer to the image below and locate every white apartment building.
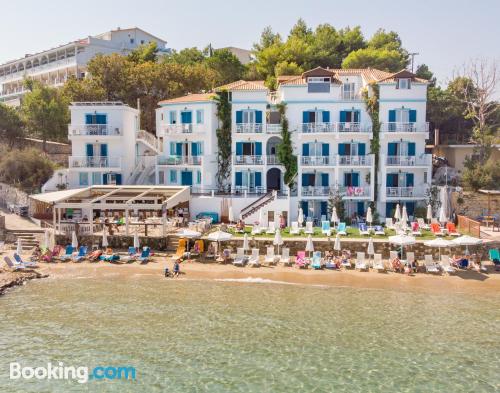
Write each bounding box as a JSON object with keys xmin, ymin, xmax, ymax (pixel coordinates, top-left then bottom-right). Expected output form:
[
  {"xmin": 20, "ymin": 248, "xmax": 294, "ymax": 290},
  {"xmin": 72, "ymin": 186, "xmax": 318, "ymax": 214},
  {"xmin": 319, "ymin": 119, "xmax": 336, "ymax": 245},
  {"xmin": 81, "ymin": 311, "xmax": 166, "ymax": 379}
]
[{"xmin": 0, "ymin": 27, "xmax": 168, "ymax": 106}]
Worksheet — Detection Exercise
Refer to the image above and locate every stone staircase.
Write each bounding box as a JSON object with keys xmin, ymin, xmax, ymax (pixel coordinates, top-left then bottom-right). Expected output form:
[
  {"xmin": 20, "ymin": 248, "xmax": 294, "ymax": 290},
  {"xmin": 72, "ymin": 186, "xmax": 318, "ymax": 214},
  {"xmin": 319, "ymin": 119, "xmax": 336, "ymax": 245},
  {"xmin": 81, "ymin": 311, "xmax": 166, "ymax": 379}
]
[
  {"xmin": 8, "ymin": 230, "xmax": 43, "ymax": 251},
  {"xmin": 240, "ymin": 191, "xmax": 276, "ymax": 220},
  {"xmin": 166, "ymin": 235, "xmax": 180, "ymax": 252}
]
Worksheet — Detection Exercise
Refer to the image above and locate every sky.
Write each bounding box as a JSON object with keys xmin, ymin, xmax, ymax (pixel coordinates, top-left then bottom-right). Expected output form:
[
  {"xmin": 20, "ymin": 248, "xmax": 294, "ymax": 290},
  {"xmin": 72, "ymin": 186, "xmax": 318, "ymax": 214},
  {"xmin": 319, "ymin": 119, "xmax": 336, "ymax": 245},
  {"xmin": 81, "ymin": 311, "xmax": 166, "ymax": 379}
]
[{"xmin": 1, "ymin": 0, "xmax": 499, "ymax": 87}]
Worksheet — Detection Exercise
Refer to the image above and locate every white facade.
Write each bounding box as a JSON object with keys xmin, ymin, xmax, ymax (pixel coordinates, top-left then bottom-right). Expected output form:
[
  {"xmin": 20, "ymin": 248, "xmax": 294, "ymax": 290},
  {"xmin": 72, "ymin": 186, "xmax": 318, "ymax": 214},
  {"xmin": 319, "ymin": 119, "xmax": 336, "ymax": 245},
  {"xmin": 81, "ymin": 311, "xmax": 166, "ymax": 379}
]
[{"xmin": 0, "ymin": 27, "xmax": 168, "ymax": 106}]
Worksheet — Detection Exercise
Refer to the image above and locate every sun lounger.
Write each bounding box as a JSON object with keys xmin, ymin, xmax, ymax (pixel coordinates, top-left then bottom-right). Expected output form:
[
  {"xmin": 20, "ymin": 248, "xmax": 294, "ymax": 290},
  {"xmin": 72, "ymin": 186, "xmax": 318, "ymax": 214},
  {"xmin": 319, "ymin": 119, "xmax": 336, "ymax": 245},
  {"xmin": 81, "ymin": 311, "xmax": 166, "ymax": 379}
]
[
  {"xmin": 446, "ymin": 222, "xmax": 460, "ymax": 236},
  {"xmin": 424, "ymin": 255, "xmax": 440, "ymax": 273},
  {"xmin": 290, "ymin": 221, "xmax": 301, "ymax": 235},
  {"xmin": 430, "ymin": 223, "xmax": 444, "ymax": 236},
  {"xmin": 417, "ymin": 218, "xmax": 430, "ymax": 230},
  {"xmin": 279, "ymin": 247, "xmax": 291, "ymax": 266},
  {"xmin": 218, "ymin": 248, "xmax": 231, "ymax": 264},
  {"xmin": 233, "ymin": 247, "xmax": 247, "ymax": 267},
  {"xmin": 4, "ymin": 256, "xmax": 29, "ymax": 270},
  {"xmin": 411, "ymin": 222, "xmax": 422, "ymax": 236},
  {"xmin": 265, "ymin": 246, "xmax": 277, "ymax": 265},
  {"xmin": 251, "ymin": 224, "xmax": 263, "ymax": 235},
  {"xmin": 248, "ymin": 248, "xmax": 260, "ymax": 267},
  {"xmin": 489, "ymin": 249, "xmax": 500, "ymax": 270},
  {"xmin": 373, "ymin": 253, "xmax": 385, "ymax": 272},
  {"xmin": 355, "ymin": 252, "xmax": 368, "ymax": 270},
  {"xmin": 321, "ymin": 221, "xmax": 331, "ymax": 236},
  {"xmin": 138, "ymin": 247, "xmax": 151, "ymax": 263},
  {"xmin": 13, "ymin": 253, "xmax": 39, "ymax": 268},
  {"xmin": 341, "ymin": 255, "xmax": 351, "ymax": 269},
  {"xmin": 72, "ymin": 246, "xmax": 88, "ymax": 262},
  {"xmin": 358, "ymin": 223, "xmax": 370, "ymax": 236},
  {"xmin": 58, "ymin": 245, "xmax": 74, "ymax": 262},
  {"xmin": 305, "ymin": 221, "xmax": 314, "ymax": 235},
  {"xmin": 100, "ymin": 248, "xmax": 120, "ymax": 262},
  {"xmin": 440, "ymin": 255, "xmax": 456, "ymax": 274},
  {"xmin": 266, "ymin": 221, "xmax": 276, "ymax": 234},
  {"xmin": 337, "ymin": 222, "xmax": 347, "ymax": 236},
  {"xmin": 373, "ymin": 225, "xmax": 385, "ymax": 236},
  {"xmin": 295, "ymin": 251, "xmax": 308, "ymax": 268},
  {"xmin": 311, "ymin": 251, "xmax": 322, "ymax": 269}
]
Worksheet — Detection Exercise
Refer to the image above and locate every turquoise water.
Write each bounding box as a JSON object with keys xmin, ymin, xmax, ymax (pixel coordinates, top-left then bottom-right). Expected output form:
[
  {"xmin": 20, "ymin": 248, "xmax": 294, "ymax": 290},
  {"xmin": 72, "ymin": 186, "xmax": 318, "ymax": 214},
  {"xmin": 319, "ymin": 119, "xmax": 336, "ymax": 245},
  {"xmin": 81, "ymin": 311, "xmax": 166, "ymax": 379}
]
[{"xmin": 0, "ymin": 276, "xmax": 499, "ymax": 392}]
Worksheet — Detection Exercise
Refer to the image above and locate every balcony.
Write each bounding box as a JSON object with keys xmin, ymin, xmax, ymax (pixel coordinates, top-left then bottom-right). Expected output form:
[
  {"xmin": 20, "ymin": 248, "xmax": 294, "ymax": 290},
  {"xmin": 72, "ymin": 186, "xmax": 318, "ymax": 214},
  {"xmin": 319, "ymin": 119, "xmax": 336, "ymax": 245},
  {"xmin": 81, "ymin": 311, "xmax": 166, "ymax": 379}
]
[
  {"xmin": 385, "ymin": 187, "xmax": 425, "ymax": 198},
  {"xmin": 266, "ymin": 155, "xmax": 281, "ymax": 165},
  {"xmin": 266, "ymin": 124, "xmax": 282, "ymax": 134},
  {"xmin": 301, "ymin": 186, "xmax": 334, "ymax": 197},
  {"xmin": 161, "ymin": 123, "xmax": 204, "ymax": 135},
  {"xmin": 338, "ymin": 122, "xmax": 371, "ymax": 133},
  {"xmin": 300, "ymin": 122, "xmax": 335, "ymax": 134},
  {"xmin": 338, "ymin": 155, "xmax": 372, "ymax": 166},
  {"xmin": 301, "ymin": 186, "xmax": 370, "ymax": 198},
  {"xmin": 385, "ymin": 155, "xmax": 431, "ymax": 167},
  {"xmin": 69, "ymin": 156, "xmax": 121, "ymax": 169},
  {"xmin": 233, "ymin": 186, "xmax": 267, "ymax": 194},
  {"xmin": 381, "ymin": 122, "xmax": 429, "ymax": 133},
  {"xmin": 340, "ymin": 92, "xmax": 362, "ymax": 101},
  {"xmin": 338, "ymin": 186, "xmax": 370, "ymax": 198},
  {"xmin": 157, "ymin": 155, "xmax": 202, "ymax": 166},
  {"xmin": 68, "ymin": 124, "xmax": 121, "ymax": 136},
  {"xmin": 234, "ymin": 155, "xmax": 264, "ymax": 165},
  {"xmin": 300, "ymin": 155, "xmax": 335, "ymax": 166},
  {"xmin": 235, "ymin": 123, "xmax": 263, "ymax": 134}
]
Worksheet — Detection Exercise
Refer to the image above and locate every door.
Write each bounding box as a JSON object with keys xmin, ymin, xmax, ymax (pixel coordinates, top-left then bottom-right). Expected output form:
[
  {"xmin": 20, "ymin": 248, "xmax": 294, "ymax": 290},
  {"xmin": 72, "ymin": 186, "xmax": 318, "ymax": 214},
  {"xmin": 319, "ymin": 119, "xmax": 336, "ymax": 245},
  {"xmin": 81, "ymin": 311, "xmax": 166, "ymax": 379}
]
[
  {"xmin": 266, "ymin": 168, "xmax": 281, "ymax": 191},
  {"xmin": 181, "ymin": 171, "xmax": 193, "ymax": 186}
]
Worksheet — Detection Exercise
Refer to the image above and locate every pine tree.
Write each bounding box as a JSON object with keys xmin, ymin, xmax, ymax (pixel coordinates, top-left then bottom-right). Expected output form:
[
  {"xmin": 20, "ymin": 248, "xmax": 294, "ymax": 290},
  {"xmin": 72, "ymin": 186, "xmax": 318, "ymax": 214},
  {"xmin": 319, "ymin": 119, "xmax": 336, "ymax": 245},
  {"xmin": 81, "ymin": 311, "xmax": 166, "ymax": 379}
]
[
  {"xmin": 215, "ymin": 91, "xmax": 232, "ymax": 192},
  {"xmin": 276, "ymin": 103, "xmax": 297, "ymax": 186}
]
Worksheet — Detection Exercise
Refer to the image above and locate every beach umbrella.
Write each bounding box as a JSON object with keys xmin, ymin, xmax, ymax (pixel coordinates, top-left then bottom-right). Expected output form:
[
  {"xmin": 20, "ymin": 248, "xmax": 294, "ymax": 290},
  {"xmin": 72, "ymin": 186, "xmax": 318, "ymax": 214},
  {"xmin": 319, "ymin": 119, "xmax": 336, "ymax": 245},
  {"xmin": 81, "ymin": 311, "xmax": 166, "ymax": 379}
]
[
  {"xmin": 401, "ymin": 205, "xmax": 409, "ymax": 229},
  {"xmin": 298, "ymin": 208, "xmax": 304, "ymax": 227},
  {"xmin": 330, "ymin": 207, "xmax": 339, "ymax": 224},
  {"xmin": 452, "ymin": 235, "xmax": 482, "ymax": 255},
  {"xmin": 71, "ymin": 231, "xmax": 78, "ymax": 249},
  {"xmin": 242, "ymin": 233, "xmax": 250, "ymax": 252},
  {"xmin": 426, "ymin": 204, "xmax": 432, "ymax": 223},
  {"xmin": 228, "ymin": 205, "xmax": 235, "ymax": 223},
  {"xmin": 273, "ymin": 229, "xmax": 284, "ymax": 254},
  {"xmin": 42, "ymin": 229, "xmax": 50, "ymax": 249},
  {"xmin": 366, "ymin": 207, "xmax": 373, "ymax": 226},
  {"xmin": 438, "ymin": 206, "xmax": 447, "ymax": 224},
  {"xmin": 333, "ymin": 234, "xmax": 341, "ymax": 255},
  {"xmin": 16, "ymin": 238, "xmax": 22, "ymax": 255},
  {"xmin": 389, "ymin": 234, "xmax": 416, "ymax": 259},
  {"xmin": 424, "ymin": 238, "xmax": 453, "ymax": 259},
  {"xmin": 394, "ymin": 204, "xmax": 401, "ymax": 221},
  {"xmin": 177, "ymin": 229, "xmax": 201, "ymax": 252},
  {"xmin": 367, "ymin": 237, "xmax": 375, "ymax": 267},
  {"xmin": 207, "ymin": 230, "xmax": 233, "ymax": 253},
  {"xmin": 102, "ymin": 230, "xmax": 108, "ymax": 248},
  {"xmin": 133, "ymin": 231, "xmax": 140, "ymax": 249},
  {"xmin": 305, "ymin": 234, "xmax": 314, "ymax": 256}
]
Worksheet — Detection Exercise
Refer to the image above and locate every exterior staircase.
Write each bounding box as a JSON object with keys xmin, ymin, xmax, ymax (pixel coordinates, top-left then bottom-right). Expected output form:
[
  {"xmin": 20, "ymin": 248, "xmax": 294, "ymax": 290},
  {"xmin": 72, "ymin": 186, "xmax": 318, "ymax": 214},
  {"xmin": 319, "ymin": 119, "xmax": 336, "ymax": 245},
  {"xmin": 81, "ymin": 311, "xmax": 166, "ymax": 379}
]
[
  {"xmin": 129, "ymin": 155, "xmax": 157, "ymax": 185},
  {"xmin": 166, "ymin": 235, "xmax": 179, "ymax": 252},
  {"xmin": 240, "ymin": 191, "xmax": 276, "ymax": 220},
  {"xmin": 136, "ymin": 130, "xmax": 159, "ymax": 153},
  {"xmin": 8, "ymin": 230, "xmax": 43, "ymax": 251}
]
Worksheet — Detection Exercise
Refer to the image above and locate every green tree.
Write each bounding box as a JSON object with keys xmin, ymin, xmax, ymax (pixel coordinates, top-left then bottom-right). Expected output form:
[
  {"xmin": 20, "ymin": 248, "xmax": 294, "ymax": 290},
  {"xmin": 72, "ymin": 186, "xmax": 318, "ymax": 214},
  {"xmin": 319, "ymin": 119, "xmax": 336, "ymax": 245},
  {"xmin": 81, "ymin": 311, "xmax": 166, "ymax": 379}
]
[
  {"xmin": 164, "ymin": 47, "xmax": 205, "ymax": 65},
  {"xmin": 0, "ymin": 103, "xmax": 24, "ymax": 147},
  {"xmin": 415, "ymin": 64, "xmax": 436, "ymax": 86},
  {"xmin": 276, "ymin": 103, "xmax": 297, "ymax": 186},
  {"xmin": 215, "ymin": 91, "xmax": 232, "ymax": 191},
  {"xmin": 22, "ymin": 80, "xmax": 69, "ymax": 150},
  {"xmin": 205, "ymin": 49, "xmax": 245, "ymax": 85},
  {"xmin": 0, "ymin": 148, "xmax": 54, "ymax": 193},
  {"xmin": 128, "ymin": 42, "xmax": 159, "ymax": 64},
  {"xmin": 342, "ymin": 47, "xmax": 407, "ymax": 72}
]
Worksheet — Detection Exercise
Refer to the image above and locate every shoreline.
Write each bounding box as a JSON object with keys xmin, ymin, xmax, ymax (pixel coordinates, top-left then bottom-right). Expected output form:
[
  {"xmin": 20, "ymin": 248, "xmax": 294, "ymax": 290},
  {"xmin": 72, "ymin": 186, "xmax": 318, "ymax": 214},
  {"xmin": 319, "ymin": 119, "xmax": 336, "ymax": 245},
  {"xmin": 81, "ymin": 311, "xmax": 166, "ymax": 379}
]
[{"xmin": 0, "ymin": 269, "xmax": 48, "ymax": 296}]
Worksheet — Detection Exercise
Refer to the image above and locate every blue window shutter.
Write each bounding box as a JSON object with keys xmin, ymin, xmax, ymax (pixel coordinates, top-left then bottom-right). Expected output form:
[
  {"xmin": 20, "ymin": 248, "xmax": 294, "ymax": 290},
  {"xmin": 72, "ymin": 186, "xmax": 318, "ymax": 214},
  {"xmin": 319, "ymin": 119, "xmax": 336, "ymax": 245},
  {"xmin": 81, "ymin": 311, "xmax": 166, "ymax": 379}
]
[
  {"xmin": 354, "ymin": 111, "xmax": 360, "ymax": 123},
  {"xmin": 170, "ymin": 142, "xmax": 175, "ymax": 155},
  {"xmin": 320, "ymin": 201, "xmax": 327, "ymax": 216},
  {"xmin": 340, "ymin": 111, "xmax": 346, "ymax": 122},
  {"xmin": 357, "ymin": 202, "xmax": 364, "ymax": 216},
  {"xmin": 96, "ymin": 114, "xmax": 107, "ymax": 124},
  {"xmin": 102, "ymin": 174, "xmax": 108, "ymax": 185},
  {"xmin": 170, "ymin": 170, "xmax": 177, "ymax": 183},
  {"xmin": 388, "ymin": 110, "xmax": 396, "ymax": 122},
  {"xmin": 322, "ymin": 111, "xmax": 330, "ymax": 123},
  {"xmin": 115, "ymin": 174, "xmax": 122, "ymax": 185},
  {"xmin": 322, "ymin": 143, "xmax": 329, "ymax": 156},
  {"xmin": 388, "ymin": 143, "xmax": 397, "ymax": 156},
  {"xmin": 344, "ymin": 173, "xmax": 349, "ymax": 186},
  {"xmin": 255, "ymin": 111, "xmax": 262, "ymax": 124},
  {"xmin": 302, "ymin": 111, "xmax": 309, "ymax": 123},
  {"xmin": 406, "ymin": 202, "xmax": 415, "ymax": 216},
  {"xmin": 85, "ymin": 114, "xmax": 93, "ymax": 124},
  {"xmin": 409, "ymin": 110, "xmax": 417, "ymax": 123},
  {"xmin": 386, "ymin": 174, "xmax": 393, "ymax": 187},
  {"xmin": 338, "ymin": 143, "xmax": 346, "ymax": 156},
  {"xmin": 181, "ymin": 171, "xmax": 193, "ymax": 186},
  {"xmin": 176, "ymin": 143, "xmax": 183, "ymax": 156},
  {"xmin": 386, "ymin": 203, "xmax": 394, "ymax": 218},
  {"xmin": 235, "ymin": 172, "xmax": 242, "ymax": 186},
  {"xmin": 255, "ymin": 142, "xmax": 262, "ymax": 156},
  {"xmin": 302, "ymin": 143, "xmax": 309, "ymax": 156},
  {"xmin": 86, "ymin": 144, "xmax": 93, "ymax": 157},
  {"xmin": 191, "ymin": 142, "xmax": 198, "ymax": 156},
  {"xmin": 358, "ymin": 143, "xmax": 366, "ymax": 156},
  {"xmin": 236, "ymin": 111, "xmax": 243, "ymax": 123},
  {"xmin": 302, "ymin": 173, "xmax": 308, "ymax": 186},
  {"xmin": 321, "ymin": 173, "xmax": 329, "ymax": 186},
  {"xmin": 352, "ymin": 173, "xmax": 360, "ymax": 187},
  {"xmin": 408, "ymin": 142, "xmax": 416, "ymax": 156},
  {"xmin": 255, "ymin": 172, "xmax": 262, "ymax": 187},
  {"xmin": 180, "ymin": 112, "xmax": 186, "ymax": 124},
  {"xmin": 169, "ymin": 111, "xmax": 176, "ymax": 124},
  {"xmin": 100, "ymin": 144, "xmax": 108, "ymax": 157},
  {"xmin": 236, "ymin": 142, "xmax": 243, "ymax": 155},
  {"xmin": 406, "ymin": 173, "xmax": 414, "ymax": 187},
  {"xmin": 301, "ymin": 201, "xmax": 308, "ymax": 217}
]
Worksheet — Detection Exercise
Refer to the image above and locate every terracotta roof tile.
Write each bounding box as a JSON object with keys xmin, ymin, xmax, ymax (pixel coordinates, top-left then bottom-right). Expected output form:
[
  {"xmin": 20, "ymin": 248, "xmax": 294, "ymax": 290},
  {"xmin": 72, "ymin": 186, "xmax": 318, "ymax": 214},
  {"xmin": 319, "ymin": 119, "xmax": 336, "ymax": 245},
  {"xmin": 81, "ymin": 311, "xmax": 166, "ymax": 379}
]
[
  {"xmin": 158, "ymin": 93, "xmax": 215, "ymax": 105},
  {"xmin": 215, "ymin": 80, "xmax": 267, "ymax": 91}
]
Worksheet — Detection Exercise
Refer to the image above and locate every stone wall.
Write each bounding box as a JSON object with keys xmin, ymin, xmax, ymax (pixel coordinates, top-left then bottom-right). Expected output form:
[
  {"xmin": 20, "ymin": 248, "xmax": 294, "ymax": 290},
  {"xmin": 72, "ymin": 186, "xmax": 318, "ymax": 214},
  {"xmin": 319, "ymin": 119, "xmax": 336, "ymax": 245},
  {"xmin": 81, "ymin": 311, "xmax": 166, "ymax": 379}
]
[
  {"xmin": 452, "ymin": 191, "xmax": 500, "ymax": 218},
  {"xmin": 0, "ymin": 182, "xmax": 28, "ymax": 208},
  {"xmin": 15, "ymin": 138, "xmax": 71, "ymax": 166}
]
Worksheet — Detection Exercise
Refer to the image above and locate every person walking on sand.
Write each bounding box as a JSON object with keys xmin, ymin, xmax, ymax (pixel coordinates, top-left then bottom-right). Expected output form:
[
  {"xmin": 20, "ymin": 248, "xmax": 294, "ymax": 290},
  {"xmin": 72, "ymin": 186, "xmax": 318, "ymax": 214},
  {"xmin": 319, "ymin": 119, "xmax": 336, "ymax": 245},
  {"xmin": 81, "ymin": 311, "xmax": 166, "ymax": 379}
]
[{"xmin": 173, "ymin": 260, "xmax": 180, "ymax": 278}]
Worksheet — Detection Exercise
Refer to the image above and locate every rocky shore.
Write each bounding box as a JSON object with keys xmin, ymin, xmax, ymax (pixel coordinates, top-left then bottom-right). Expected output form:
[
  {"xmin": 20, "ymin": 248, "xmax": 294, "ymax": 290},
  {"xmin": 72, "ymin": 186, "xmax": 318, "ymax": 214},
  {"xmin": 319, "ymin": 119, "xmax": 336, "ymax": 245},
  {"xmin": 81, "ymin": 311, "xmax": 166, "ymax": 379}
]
[{"xmin": 0, "ymin": 269, "xmax": 48, "ymax": 296}]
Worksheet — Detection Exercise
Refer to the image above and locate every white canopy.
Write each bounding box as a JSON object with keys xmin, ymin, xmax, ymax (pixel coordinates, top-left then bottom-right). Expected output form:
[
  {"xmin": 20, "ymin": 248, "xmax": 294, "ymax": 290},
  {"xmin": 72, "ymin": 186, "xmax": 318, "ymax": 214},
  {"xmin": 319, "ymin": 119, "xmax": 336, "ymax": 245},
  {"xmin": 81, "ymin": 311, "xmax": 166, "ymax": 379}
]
[
  {"xmin": 438, "ymin": 206, "xmax": 447, "ymax": 223},
  {"xmin": 207, "ymin": 230, "xmax": 233, "ymax": 242},
  {"xmin": 102, "ymin": 230, "xmax": 108, "ymax": 247},
  {"xmin": 426, "ymin": 204, "xmax": 433, "ymax": 221},
  {"xmin": 273, "ymin": 229, "xmax": 283, "ymax": 246},
  {"xmin": 366, "ymin": 207, "xmax": 373, "ymax": 225},
  {"xmin": 133, "ymin": 231, "xmax": 140, "ymax": 249},
  {"xmin": 43, "ymin": 229, "xmax": 50, "ymax": 249},
  {"xmin": 228, "ymin": 206, "xmax": 235, "ymax": 223},
  {"xmin": 298, "ymin": 208, "xmax": 304, "ymax": 226},
  {"xmin": 177, "ymin": 229, "xmax": 201, "ymax": 238},
  {"xmin": 330, "ymin": 207, "xmax": 339, "ymax": 224},
  {"xmin": 388, "ymin": 234, "xmax": 416, "ymax": 246},
  {"xmin": 71, "ymin": 231, "xmax": 78, "ymax": 249},
  {"xmin": 401, "ymin": 205, "xmax": 408, "ymax": 227},
  {"xmin": 424, "ymin": 238, "xmax": 454, "ymax": 248},
  {"xmin": 452, "ymin": 235, "xmax": 482, "ymax": 246},
  {"xmin": 305, "ymin": 235, "xmax": 314, "ymax": 252},
  {"xmin": 242, "ymin": 233, "xmax": 250, "ymax": 251},
  {"xmin": 334, "ymin": 234, "xmax": 341, "ymax": 252},
  {"xmin": 394, "ymin": 204, "xmax": 401, "ymax": 220},
  {"xmin": 367, "ymin": 237, "xmax": 374, "ymax": 255}
]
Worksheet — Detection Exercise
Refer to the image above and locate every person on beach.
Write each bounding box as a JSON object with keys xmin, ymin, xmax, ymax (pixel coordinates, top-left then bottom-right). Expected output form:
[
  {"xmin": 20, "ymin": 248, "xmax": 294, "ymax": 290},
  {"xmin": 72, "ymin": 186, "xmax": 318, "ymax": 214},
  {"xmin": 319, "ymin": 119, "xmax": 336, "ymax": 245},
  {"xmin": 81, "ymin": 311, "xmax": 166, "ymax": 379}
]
[
  {"xmin": 164, "ymin": 266, "xmax": 171, "ymax": 278},
  {"xmin": 173, "ymin": 260, "xmax": 180, "ymax": 278},
  {"xmin": 391, "ymin": 256, "xmax": 403, "ymax": 273}
]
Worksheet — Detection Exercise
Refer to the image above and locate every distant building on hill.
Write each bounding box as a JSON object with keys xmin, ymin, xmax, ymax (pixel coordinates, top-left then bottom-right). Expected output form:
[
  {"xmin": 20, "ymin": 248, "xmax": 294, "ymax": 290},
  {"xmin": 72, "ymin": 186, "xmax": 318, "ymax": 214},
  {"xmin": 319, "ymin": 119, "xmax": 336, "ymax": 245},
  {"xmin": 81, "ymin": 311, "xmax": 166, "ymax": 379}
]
[{"xmin": 219, "ymin": 47, "xmax": 254, "ymax": 64}]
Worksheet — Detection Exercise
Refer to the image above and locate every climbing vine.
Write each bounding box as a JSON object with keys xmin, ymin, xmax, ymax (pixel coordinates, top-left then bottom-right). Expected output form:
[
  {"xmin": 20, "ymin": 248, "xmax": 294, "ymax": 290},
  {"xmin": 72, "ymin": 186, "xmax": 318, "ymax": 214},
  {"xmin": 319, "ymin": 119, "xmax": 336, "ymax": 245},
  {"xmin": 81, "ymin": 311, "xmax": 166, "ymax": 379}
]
[
  {"xmin": 215, "ymin": 90, "xmax": 232, "ymax": 192},
  {"xmin": 362, "ymin": 84, "xmax": 380, "ymax": 202},
  {"xmin": 276, "ymin": 103, "xmax": 297, "ymax": 187}
]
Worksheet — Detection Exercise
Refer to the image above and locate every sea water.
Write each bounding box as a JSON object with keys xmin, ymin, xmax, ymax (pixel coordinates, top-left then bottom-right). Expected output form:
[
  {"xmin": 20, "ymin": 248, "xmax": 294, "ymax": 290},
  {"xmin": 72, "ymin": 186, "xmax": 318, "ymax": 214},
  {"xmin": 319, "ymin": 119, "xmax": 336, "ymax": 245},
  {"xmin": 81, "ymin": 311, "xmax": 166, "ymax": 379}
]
[{"xmin": 0, "ymin": 276, "xmax": 498, "ymax": 392}]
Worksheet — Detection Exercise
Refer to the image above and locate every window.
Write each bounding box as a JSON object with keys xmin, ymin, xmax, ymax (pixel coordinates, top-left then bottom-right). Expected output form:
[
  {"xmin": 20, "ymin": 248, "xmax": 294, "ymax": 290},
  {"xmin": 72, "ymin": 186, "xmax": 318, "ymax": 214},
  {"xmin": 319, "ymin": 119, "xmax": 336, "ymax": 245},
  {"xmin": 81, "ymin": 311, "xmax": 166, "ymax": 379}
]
[
  {"xmin": 396, "ymin": 109, "xmax": 410, "ymax": 123},
  {"xmin": 169, "ymin": 170, "xmax": 177, "ymax": 183},
  {"xmin": 130, "ymin": 38, "xmax": 135, "ymax": 44},
  {"xmin": 307, "ymin": 77, "xmax": 330, "ymax": 93},
  {"xmin": 342, "ymin": 83, "xmax": 355, "ymax": 99},
  {"xmin": 196, "ymin": 109, "xmax": 204, "ymax": 124},
  {"xmin": 308, "ymin": 77, "xmax": 331, "ymax": 83},
  {"xmin": 140, "ymin": 40, "xmax": 144, "ymax": 44},
  {"xmin": 92, "ymin": 172, "xmax": 102, "ymax": 185},
  {"xmin": 169, "ymin": 111, "xmax": 177, "ymax": 124},
  {"xmin": 242, "ymin": 110, "xmax": 255, "ymax": 124},
  {"xmin": 397, "ymin": 78, "xmax": 411, "ymax": 89},
  {"xmin": 196, "ymin": 171, "xmax": 202, "ymax": 184},
  {"xmin": 158, "ymin": 171, "xmax": 165, "ymax": 184},
  {"xmin": 180, "ymin": 111, "xmax": 192, "ymax": 124},
  {"xmin": 424, "ymin": 171, "xmax": 428, "ymax": 184},
  {"xmin": 79, "ymin": 172, "xmax": 89, "ymax": 186}
]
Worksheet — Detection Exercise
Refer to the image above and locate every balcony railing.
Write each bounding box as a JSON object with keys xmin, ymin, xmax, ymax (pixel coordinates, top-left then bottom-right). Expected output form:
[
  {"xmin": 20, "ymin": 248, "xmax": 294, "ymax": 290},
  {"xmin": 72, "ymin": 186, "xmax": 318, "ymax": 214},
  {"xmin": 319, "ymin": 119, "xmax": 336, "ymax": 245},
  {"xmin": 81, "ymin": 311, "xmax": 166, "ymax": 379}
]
[
  {"xmin": 235, "ymin": 123, "xmax": 263, "ymax": 133},
  {"xmin": 68, "ymin": 124, "xmax": 121, "ymax": 136},
  {"xmin": 266, "ymin": 124, "xmax": 282, "ymax": 134},
  {"xmin": 338, "ymin": 155, "xmax": 372, "ymax": 166},
  {"xmin": 340, "ymin": 92, "xmax": 361, "ymax": 100},
  {"xmin": 385, "ymin": 187, "xmax": 424, "ymax": 198},
  {"xmin": 301, "ymin": 186, "xmax": 370, "ymax": 197},
  {"xmin": 338, "ymin": 186, "xmax": 370, "ymax": 197},
  {"xmin": 157, "ymin": 156, "xmax": 202, "ymax": 166},
  {"xmin": 381, "ymin": 122, "xmax": 429, "ymax": 133},
  {"xmin": 300, "ymin": 122, "xmax": 335, "ymax": 133},
  {"xmin": 300, "ymin": 155, "xmax": 335, "ymax": 166},
  {"xmin": 386, "ymin": 155, "xmax": 431, "ymax": 166},
  {"xmin": 137, "ymin": 130, "xmax": 159, "ymax": 151},
  {"xmin": 266, "ymin": 155, "xmax": 281, "ymax": 165},
  {"xmin": 233, "ymin": 186, "xmax": 267, "ymax": 194},
  {"xmin": 338, "ymin": 122, "xmax": 372, "ymax": 133},
  {"xmin": 69, "ymin": 156, "xmax": 121, "ymax": 168},
  {"xmin": 234, "ymin": 155, "xmax": 265, "ymax": 165},
  {"xmin": 161, "ymin": 123, "xmax": 204, "ymax": 135},
  {"xmin": 301, "ymin": 186, "xmax": 335, "ymax": 197}
]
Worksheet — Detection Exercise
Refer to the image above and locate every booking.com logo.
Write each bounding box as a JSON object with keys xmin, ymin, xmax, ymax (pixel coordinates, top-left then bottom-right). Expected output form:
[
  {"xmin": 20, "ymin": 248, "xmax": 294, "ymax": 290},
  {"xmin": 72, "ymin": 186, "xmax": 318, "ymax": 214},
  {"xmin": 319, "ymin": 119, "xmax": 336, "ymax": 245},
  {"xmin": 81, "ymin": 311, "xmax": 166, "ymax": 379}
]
[{"xmin": 10, "ymin": 362, "xmax": 136, "ymax": 384}]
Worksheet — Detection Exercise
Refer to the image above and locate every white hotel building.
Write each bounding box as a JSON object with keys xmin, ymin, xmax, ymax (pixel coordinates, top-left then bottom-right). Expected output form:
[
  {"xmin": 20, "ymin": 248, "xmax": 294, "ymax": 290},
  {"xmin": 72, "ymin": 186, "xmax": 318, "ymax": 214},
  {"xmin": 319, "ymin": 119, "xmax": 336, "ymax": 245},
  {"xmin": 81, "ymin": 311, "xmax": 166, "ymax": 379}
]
[
  {"xmin": 45, "ymin": 67, "xmax": 431, "ymax": 223},
  {"xmin": 0, "ymin": 27, "xmax": 168, "ymax": 106}
]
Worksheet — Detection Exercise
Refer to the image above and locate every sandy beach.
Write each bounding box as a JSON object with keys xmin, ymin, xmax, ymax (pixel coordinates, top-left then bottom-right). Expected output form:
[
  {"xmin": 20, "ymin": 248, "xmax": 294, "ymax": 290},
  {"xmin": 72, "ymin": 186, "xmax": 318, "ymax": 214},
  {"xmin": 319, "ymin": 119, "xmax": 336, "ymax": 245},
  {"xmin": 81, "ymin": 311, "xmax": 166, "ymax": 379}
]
[{"xmin": 18, "ymin": 255, "xmax": 498, "ymax": 296}]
